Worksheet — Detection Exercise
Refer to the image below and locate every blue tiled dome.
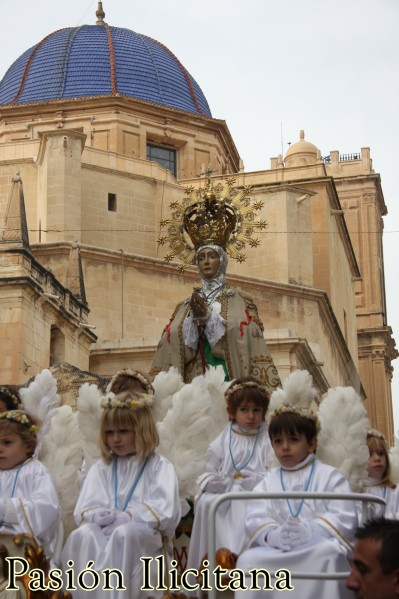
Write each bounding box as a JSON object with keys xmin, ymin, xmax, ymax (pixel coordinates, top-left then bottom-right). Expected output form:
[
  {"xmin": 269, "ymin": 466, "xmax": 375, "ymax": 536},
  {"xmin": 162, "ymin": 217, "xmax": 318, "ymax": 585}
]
[{"xmin": 0, "ymin": 24, "xmax": 212, "ymax": 117}]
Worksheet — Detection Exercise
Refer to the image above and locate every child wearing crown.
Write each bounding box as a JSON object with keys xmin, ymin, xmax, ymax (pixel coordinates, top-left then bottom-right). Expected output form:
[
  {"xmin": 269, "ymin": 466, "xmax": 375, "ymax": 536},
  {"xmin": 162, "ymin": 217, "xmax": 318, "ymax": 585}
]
[
  {"xmin": 360, "ymin": 429, "xmax": 399, "ymax": 520},
  {"xmin": 186, "ymin": 377, "xmax": 271, "ymax": 573},
  {"xmin": 0, "ymin": 410, "xmax": 61, "ymax": 560},
  {"xmin": 61, "ymin": 387, "xmax": 181, "ymax": 599},
  {"xmin": 235, "ymin": 405, "xmax": 357, "ymax": 599}
]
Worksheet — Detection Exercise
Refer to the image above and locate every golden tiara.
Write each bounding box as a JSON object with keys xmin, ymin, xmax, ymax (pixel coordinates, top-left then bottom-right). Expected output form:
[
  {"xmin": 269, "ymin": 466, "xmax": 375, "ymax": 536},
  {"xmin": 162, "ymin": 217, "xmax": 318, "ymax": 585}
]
[
  {"xmin": 0, "ymin": 386, "xmax": 19, "ymax": 408},
  {"xmin": 157, "ymin": 175, "xmax": 267, "ymax": 272},
  {"xmin": 0, "ymin": 410, "xmax": 39, "ymax": 435},
  {"xmin": 367, "ymin": 429, "xmax": 388, "ymax": 446},
  {"xmin": 107, "ymin": 369, "xmax": 154, "ymax": 395},
  {"xmin": 225, "ymin": 380, "xmax": 268, "ymax": 402},
  {"xmin": 271, "ymin": 403, "xmax": 320, "ymax": 431},
  {"xmin": 100, "ymin": 391, "xmax": 154, "ymax": 411}
]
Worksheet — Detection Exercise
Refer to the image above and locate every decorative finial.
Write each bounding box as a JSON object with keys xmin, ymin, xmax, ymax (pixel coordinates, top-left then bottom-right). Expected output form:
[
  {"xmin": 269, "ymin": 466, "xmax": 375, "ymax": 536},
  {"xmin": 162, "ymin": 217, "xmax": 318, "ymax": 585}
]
[
  {"xmin": 96, "ymin": 1, "xmax": 105, "ymax": 24},
  {"xmin": 300, "ymin": 130, "xmax": 305, "ymax": 140}
]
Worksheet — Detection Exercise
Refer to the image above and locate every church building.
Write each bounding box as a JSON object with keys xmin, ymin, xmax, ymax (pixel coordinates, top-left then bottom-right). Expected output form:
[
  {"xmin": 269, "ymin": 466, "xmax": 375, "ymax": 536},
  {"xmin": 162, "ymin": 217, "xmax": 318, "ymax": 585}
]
[{"xmin": 0, "ymin": 3, "xmax": 396, "ymax": 439}]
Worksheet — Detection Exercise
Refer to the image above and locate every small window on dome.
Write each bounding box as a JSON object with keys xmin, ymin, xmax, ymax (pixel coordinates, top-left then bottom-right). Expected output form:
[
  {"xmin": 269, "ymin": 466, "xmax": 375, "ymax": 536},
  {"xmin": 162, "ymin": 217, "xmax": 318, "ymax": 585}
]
[
  {"xmin": 108, "ymin": 193, "xmax": 117, "ymax": 212},
  {"xmin": 146, "ymin": 144, "xmax": 177, "ymax": 177}
]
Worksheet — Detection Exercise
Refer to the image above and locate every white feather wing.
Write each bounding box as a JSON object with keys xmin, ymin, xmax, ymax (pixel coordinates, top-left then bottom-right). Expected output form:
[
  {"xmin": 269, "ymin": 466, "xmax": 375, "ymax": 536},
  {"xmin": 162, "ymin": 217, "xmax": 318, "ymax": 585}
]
[
  {"xmin": 152, "ymin": 367, "xmax": 185, "ymax": 424},
  {"xmin": 76, "ymin": 383, "xmax": 102, "ymax": 470},
  {"xmin": 19, "ymin": 368, "xmax": 61, "ymax": 419},
  {"xmin": 317, "ymin": 386, "xmax": 371, "ymax": 491},
  {"xmin": 157, "ymin": 366, "xmax": 228, "ymax": 500},
  {"xmin": 389, "ymin": 435, "xmax": 399, "ymax": 484},
  {"xmin": 39, "ymin": 405, "xmax": 83, "ymax": 537},
  {"xmin": 269, "ymin": 369, "xmax": 317, "ymax": 414}
]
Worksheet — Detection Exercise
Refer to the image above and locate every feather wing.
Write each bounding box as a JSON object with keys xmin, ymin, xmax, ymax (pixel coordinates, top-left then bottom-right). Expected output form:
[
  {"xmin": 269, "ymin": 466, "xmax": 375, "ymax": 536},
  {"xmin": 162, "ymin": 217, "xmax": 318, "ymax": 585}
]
[
  {"xmin": 152, "ymin": 367, "xmax": 185, "ymax": 424},
  {"xmin": 19, "ymin": 368, "xmax": 61, "ymax": 455},
  {"xmin": 317, "ymin": 386, "xmax": 371, "ymax": 491},
  {"xmin": 39, "ymin": 405, "xmax": 83, "ymax": 537},
  {"xmin": 76, "ymin": 383, "xmax": 103, "ymax": 470},
  {"xmin": 19, "ymin": 368, "xmax": 61, "ymax": 419},
  {"xmin": 268, "ymin": 369, "xmax": 317, "ymax": 415},
  {"xmin": 389, "ymin": 434, "xmax": 399, "ymax": 484},
  {"xmin": 157, "ymin": 366, "xmax": 228, "ymax": 500}
]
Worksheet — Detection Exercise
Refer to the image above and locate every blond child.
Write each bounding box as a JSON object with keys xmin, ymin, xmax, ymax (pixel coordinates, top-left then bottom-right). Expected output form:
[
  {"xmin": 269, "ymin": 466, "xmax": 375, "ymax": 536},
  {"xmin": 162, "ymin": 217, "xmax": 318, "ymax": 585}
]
[
  {"xmin": 236, "ymin": 405, "xmax": 357, "ymax": 599},
  {"xmin": 186, "ymin": 376, "xmax": 271, "ymax": 571},
  {"xmin": 0, "ymin": 410, "xmax": 61, "ymax": 560},
  {"xmin": 62, "ymin": 389, "xmax": 181, "ymax": 599},
  {"xmin": 360, "ymin": 429, "xmax": 399, "ymax": 520}
]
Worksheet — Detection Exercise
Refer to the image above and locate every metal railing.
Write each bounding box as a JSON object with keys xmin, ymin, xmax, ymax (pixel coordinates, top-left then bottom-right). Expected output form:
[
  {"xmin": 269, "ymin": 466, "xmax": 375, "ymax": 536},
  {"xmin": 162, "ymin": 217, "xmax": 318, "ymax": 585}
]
[{"xmin": 206, "ymin": 491, "xmax": 386, "ymax": 599}]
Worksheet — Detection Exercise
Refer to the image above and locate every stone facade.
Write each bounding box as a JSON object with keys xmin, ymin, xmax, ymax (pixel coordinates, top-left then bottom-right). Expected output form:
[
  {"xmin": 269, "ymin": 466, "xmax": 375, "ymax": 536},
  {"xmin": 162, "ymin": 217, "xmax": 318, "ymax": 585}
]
[{"xmin": 0, "ymin": 73, "xmax": 396, "ymax": 441}]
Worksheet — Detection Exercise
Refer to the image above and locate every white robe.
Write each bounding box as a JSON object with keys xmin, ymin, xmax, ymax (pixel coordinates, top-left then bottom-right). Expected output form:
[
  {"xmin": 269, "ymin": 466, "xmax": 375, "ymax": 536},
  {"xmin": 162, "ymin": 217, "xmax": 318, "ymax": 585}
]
[
  {"xmin": 236, "ymin": 457, "xmax": 357, "ymax": 599},
  {"xmin": 61, "ymin": 452, "xmax": 181, "ymax": 599},
  {"xmin": 359, "ymin": 479, "xmax": 399, "ymax": 521},
  {"xmin": 187, "ymin": 422, "xmax": 271, "ymax": 570},
  {"xmin": 0, "ymin": 458, "xmax": 61, "ymax": 560}
]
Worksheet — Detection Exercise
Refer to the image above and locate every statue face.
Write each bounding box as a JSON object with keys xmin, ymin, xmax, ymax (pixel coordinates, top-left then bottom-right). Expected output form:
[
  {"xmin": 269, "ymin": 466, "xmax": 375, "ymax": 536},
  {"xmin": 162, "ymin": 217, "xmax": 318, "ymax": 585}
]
[{"xmin": 197, "ymin": 248, "xmax": 221, "ymax": 279}]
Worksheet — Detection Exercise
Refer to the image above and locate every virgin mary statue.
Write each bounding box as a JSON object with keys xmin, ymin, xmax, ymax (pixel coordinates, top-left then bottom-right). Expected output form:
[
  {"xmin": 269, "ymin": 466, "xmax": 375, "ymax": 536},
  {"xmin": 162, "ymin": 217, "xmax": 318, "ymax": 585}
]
[{"xmin": 150, "ymin": 177, "xmax": 280, "ymax": 397}]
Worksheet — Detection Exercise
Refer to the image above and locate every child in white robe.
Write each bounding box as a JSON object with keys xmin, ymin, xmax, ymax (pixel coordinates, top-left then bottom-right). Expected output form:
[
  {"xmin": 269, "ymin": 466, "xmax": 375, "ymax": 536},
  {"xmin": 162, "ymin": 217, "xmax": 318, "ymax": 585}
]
[
  {"xmin": 186, "ymin": 376, "xmax": 271, "ymax": 571},
  {"xmin": 360, "ymin": 429, "xmax": 399, "ymax": 521},
  {"xmin": 0, "ymin": 410, "xmax": 61, "ymax": 560},
  {"xmin": 62, "ymin": 388, "xmax": 181, "ymax": 599},
  {"xmin": 236, "ymin": 404, "xmax": 357, "ymax": 599}
]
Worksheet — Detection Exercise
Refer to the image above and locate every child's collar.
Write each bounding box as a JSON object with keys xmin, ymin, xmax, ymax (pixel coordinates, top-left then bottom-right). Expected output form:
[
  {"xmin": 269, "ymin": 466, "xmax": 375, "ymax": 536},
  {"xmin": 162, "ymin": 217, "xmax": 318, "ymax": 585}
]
[
  {"xmin": 281, "ymin": 452, "xmax": 315, "ymax": 472},
  {"xmin": 232, "ymin": 421, "xmax": 266, "ymax": 436}
]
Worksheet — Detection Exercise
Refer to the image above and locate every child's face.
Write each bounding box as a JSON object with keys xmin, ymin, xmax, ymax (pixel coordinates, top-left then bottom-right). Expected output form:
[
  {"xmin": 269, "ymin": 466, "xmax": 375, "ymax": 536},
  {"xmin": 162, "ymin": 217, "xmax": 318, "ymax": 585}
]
[
  {"xmin": 367, "ymin": 447, "xmax": 387, "ymax": 480},
  {"xmin": 229, "ymin": 399, "xmax": 264, "ymax": 430},
  {"xmin": 105, "ymin": 427, "xmax": 136, "ymax": 457},
  {"xmin": 0, "ymin": 433, "xmax": 32, "ymax": 469},
  {"xmin": 271, "ymin": 431, "xmax": 317, "ymax": 468}
]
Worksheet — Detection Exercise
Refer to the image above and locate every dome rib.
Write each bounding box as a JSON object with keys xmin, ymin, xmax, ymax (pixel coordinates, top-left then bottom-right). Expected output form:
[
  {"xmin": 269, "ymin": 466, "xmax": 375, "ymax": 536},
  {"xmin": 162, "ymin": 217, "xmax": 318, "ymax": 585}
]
[
  {"xmin": 11, "ymin": 29, "xmax": 66, "ymax": 105},
  {"xmin": 146, "ymin": 35, "xmax": 205, "ymax": 116},
  {"xmin": 141, "ymin": 36, "xmax": 165, "ymax": 105},
  {"xmin": 103, "ymin": 22, "xmax": 117, "ymax": 95},
  {"xmin": 0, "ymin": 25, "xmax": 212, "ymax": 117},
  {"xmin": 58, "ymin": 27, "xmax": 83, "ymax": 98}
]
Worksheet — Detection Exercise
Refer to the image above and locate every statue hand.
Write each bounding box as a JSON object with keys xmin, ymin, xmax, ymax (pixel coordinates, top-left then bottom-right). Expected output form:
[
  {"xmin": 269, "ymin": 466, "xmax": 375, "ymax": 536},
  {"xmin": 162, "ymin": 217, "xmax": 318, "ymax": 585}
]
[{"xmin": 190, "ymin": 288, "xmax": 210, "ymax": 319}]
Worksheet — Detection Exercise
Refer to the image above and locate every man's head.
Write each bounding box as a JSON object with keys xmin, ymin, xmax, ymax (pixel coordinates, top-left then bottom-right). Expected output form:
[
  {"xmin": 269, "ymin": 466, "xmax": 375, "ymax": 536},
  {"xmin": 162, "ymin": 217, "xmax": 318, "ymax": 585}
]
[{"xmin": 346, "ymin": 518, "xmax": 399, "ymax": 599}]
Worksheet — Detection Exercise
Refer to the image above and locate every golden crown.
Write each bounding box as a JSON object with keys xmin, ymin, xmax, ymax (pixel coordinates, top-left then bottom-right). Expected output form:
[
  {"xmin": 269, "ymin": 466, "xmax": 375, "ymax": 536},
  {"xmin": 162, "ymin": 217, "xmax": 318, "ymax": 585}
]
[
  {"xmin": 225, "ymin": 380, "xmax": 268, "ymax": 402},
  {"xmin": 158, "ymin": 175, "xmax": 267, "ymax": 272},
  {"xmin": 271, "ymin": 403, "xmax": 320, "ymax": 432},
  {"xmin": 107, "ymin": 369, "xmax": 154, "ymax": 395},
  {"xmin": 100, "ymin": 391, "xmax": 154, "ymax": 411},
  {"xmin": 0, "ymin": 410, "xmax": 39, "ymax": 435},
  {"xmin": 367, "ymin": 429, "xmax": 388, "ymax": 447}
]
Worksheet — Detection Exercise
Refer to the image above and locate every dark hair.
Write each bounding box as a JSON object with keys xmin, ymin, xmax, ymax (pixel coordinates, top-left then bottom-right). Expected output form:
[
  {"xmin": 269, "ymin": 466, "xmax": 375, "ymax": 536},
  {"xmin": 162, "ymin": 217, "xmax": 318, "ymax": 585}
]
[
  {"xmin": 109, "ymin": 370, "xmax": 153, "ymax": 395},
  {"xmin": 355, "ymin": 518, "xmax": 399, "ymax": 574},
  {"xmin": 0, "ymin": 386, "xmax": 20, "ymax": 411},
  {"xmin": 268, "ymin": 410, "xmax": 318, "ymax": 444},
  {"xmin": 226, "ymin": 376, "xmax": 270, "ymax": 419},
  {"xmin": 0, "ymin": 410, "xmax": 40, "ymax": 455}
]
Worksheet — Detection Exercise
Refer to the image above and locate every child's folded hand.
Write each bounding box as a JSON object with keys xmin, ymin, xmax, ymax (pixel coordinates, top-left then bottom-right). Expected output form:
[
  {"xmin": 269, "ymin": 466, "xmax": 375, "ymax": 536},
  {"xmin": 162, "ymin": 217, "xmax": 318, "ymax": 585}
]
[
  {"xmin": 237, "ymin": 470, "xmax": 263, "ymax": 490},
  {"xmin": 205, "ymin": 474, "xmax": 231, "ymax": 494},
  {"xmin": 103, "ymin": 510, "xmax": 131, "ymax": 536},
  {"xmin": 284, "ymin": 520, "xmax": 313, "ymax": 547},
  {"xmin": 267, "ymin": 526, "xmax": 291, "ymax": 551},
  {"xmin": 92, "ymin": 508, "xmax": 116, "ymax": 527}
]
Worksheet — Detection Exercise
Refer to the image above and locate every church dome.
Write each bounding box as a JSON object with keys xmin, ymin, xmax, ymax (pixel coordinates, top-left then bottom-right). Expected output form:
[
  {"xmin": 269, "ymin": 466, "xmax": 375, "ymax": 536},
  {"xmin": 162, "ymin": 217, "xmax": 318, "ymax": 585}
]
[
  {"xmin": 285, "ymin": 130, "xmax": 319, "ymax": 167},
  {"xmin": 0, "ymin": 10, "xmax": 211, "ymax": 118}
]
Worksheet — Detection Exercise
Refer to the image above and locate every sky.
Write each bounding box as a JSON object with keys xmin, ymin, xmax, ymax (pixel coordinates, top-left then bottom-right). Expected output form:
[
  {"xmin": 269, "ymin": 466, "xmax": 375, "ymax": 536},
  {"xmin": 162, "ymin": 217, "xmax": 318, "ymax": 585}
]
[{"xmin": 1, "ymin": 0, "xmax": 398, "ymax": 430}]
